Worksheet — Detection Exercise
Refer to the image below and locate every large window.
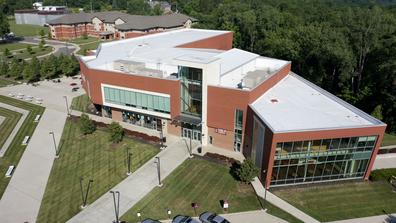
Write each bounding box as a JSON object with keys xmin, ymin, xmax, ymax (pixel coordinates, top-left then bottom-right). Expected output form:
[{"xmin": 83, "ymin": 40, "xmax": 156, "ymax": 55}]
[
  {"xmin": 271, "ymin": 136, "xmax": 377, "ymax": 186},
  {"xmin": 234, "ymin": 109, "xmax": 244, "ymax": 152},
  {"xmin": 103, "ymin": 86, "xmax": 170, "ymax": 114},
  {"xmin": 179, "ymin": 66, "xmax": 202, "ymax": 117}
]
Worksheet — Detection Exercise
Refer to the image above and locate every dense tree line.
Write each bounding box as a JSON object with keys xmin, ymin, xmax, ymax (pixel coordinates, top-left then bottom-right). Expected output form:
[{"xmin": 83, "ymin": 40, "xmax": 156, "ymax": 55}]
[
  {"xmin": 172, "ymin": 0, "xmax": 395, "ymax": 133},
  {"xmin": 0, "ymin": 54, "xmax": 79, "ymax": 82}
]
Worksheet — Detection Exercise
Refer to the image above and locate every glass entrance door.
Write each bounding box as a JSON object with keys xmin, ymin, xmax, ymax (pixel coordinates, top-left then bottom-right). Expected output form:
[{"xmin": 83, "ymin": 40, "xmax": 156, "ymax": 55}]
[
  {"xmin": 182, "ymin": 128, "xmax": 201, "ymax": 141},
  {"xmin": 182, "ymin": 128, "xmax": 192, "ymax": 139}
]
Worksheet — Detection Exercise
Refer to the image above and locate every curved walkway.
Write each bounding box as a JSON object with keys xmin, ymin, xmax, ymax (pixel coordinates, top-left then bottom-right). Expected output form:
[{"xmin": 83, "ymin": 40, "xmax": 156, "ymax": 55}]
[{"xmin": 0, "ymin": 102, "xmax": 29, "ymax": 157}]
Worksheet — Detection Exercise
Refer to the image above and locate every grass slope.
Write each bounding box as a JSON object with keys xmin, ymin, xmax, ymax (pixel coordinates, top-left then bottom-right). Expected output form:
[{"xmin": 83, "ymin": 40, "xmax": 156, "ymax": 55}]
[
  {"xmin": 76, "ymin": 41, "xmax": 101, "ymax": 55},
  {"xmin": 383, "ymin": 133, "xmax": 396, "ymax": 146},
  {"xmin": 274, "ymin": 181, "xmax": 396, "ymax": 222},
  {"xmin": 121, "ymin": 158, "xmax": 302, "ymax": 223},
  {"xmin": 0, "ymin": 95, "xmax": 45, "ymax": 197},
  {"xmin": 37, "ymin": 118, "xmax": 160, "ymax": 223},
  {"xmin": 71, "ymin": 94, "xmax": 92, "ymax": 113},
  {"xmin": 9, "ymin": 19, "xmax": 49, "ymax": 37},
  {"xmin": 0, "ymin": 78, "xmax": 17, "ymax": 87},
  {"xmin": 0, "ymin": 42, "xmax": 34, "ymax": 52},
  {"xmin": 0, "ymin": 107, "xmax": 22, "ymax": 149}
]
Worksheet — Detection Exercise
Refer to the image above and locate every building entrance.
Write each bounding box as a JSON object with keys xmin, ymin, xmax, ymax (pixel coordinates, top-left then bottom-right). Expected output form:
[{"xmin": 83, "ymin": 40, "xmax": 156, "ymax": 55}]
[{"xmin": 182, "ymin": 128, "xmax": 201, "ymax": 141}]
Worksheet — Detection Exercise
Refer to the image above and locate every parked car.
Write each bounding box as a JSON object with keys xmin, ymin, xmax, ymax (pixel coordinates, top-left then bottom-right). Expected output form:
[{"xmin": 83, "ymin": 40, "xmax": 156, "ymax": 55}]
[
  {"xmin": 172, "ymin": 215, "xmax": 200, "ymax": 223},
  {"xmin": 199, "ymin": 212, "xmax": 230, "ymax": 223},
  {"xmin": 141, "ymin": 219, "xmax": 161, "ymax": 223},
  {"xmin": 72, "ymin": 87, "xmax": 79, "ymax": 92},
  {"xmin": 70, "ymin": 82, "xmax": 77, "ymax": 86}
]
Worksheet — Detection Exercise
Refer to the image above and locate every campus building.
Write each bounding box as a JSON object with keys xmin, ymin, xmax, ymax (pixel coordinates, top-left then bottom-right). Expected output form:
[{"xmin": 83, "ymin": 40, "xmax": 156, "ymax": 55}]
[
  {"xmin": 79, "ymin": 29, "xmax": 386, "ymax": 188},
  {"xmin": 15, "ymin": 6, "xmax": 70, "ymax": 26},
  {"xmin": 47, "ymin": 11, "xmax": 196, "ymax": 40}
]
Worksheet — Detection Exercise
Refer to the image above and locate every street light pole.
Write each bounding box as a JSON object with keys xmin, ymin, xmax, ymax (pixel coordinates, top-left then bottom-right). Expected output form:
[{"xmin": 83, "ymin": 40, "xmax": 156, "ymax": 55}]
[
  {"xmin": 79, "ymin": 178, "xmax": 93, "ymax": 208},
  {"xmin": 263, "ymin": 170, "xmax": 267, "ymax": 200},
  {"xmin": 63, "ymin": 96, "xmax": 70, "ymax": 116},
  {"xmin": 110, "ymin": 191, "xmax": 120, "ymax": 223},
  {"xmin": 49, "ymin": 131, "xmax": 59, "ymax": 158},
  {"xmin": 155, "ymin": 156, "xmax": 162, "ymax": 186}
]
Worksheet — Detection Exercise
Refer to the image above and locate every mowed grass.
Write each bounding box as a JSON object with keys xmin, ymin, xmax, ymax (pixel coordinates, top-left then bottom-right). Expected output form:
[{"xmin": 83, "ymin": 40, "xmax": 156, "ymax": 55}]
[
  {"xmin": 0, "ymin": 107, "xmax": 22, "ymax": 149},
  {"xmin": 273, "ymin": 181, "xmax": 396, "ymax": 222},
  {"xmin": 0, "ymin": 95, "xmax": 44, "ymax": 197},
  {"xmin": 37, "ymin": 118, "xmax": 160, "ymax": 223},
  {"xmin": 77, "ymin": 41, "xmax": 102, "ymax": 55},
  {"xmin": 383, "ymin": 133, "xmax": 396, "ymax": 146},
  {"xmin": 121, "ymin": 158, "xmax": 261, "ymax": 222},
  {"xmin": 12, "ymin": 46, "xmax": 54, "ymax": 60},
  {"xmin": 70, "ymin": 37, "xmax": 98, "ymax": 45},
  {"xmin": 71, "ymin": 94, "xmax": 92, "ymax": 113},
  {"xmin": 9, "ymin": 19, "xmax": 49, "ymax": 37},
  {"xmin": 0, "ymin": 42, "xmax": 34, "ymax": 52}
]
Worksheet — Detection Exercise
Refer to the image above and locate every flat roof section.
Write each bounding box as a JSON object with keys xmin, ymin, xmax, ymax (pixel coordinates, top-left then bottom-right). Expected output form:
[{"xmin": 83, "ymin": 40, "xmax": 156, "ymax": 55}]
[{"xmin": 250, "ymin": 73, "xmax": 384, "ymax": 132}]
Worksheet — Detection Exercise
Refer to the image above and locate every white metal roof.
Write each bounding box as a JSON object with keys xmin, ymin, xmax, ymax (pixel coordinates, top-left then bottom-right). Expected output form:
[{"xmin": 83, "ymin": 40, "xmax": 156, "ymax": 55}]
[{"xmin": 250, "ymin": 73, "xmax": 384, "ymax": 132}]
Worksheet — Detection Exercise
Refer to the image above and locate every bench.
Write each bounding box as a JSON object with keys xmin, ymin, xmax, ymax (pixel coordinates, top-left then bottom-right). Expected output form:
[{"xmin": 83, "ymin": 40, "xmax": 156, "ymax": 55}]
[
  {"xmin": 22, "ymin": 136, "xmax": 30, "ymax": 145},
  {"xmin": 34, "ymin": 115, "xmax": 41, "ymax": 122},
  {"xmin": 5, "ymin": 166, "xmax": 15, "ymax": 177}
]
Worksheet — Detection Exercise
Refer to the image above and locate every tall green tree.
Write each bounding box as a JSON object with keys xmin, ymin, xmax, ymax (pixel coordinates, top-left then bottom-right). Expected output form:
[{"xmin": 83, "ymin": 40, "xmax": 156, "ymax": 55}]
[
  {"xmin": 127, "ymin": 0, "xmax": 151, "ymax": 15},
  {"xmin": 0, "ymin": 61, "xmax": 9, "ymax": 77}
]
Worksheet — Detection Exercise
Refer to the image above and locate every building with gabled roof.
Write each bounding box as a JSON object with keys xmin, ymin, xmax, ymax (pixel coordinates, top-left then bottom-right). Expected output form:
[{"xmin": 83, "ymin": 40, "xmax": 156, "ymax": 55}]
[
  {"xmin": 47, "ymin": 11, "xmax": 196, "ymax": 40},
  {"xmin": 79, "ymin": 28, "xmax": 386, "ymax": 188}
]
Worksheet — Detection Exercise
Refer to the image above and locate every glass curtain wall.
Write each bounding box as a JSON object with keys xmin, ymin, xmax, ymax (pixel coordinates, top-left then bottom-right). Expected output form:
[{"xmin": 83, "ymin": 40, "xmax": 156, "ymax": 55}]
[
  {"xmin": 271, "ymin": 136, "xmax": 377, "ymax": 186},
  {"xmin": 234, "ymin": 109, "xmax": 243, "ymax": 152},
  {"xmin": 179, "ymin": 66, "xmax": 202, "ymax": 117},
  {"xmin": 103, "ymin": 86, "xmax": 170, "ymax": 114}
]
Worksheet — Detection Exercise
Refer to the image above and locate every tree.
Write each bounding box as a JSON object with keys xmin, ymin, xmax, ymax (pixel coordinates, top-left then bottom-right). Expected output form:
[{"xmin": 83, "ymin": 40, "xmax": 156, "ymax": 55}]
[
  {"xmin": 40, "ymin": 55, "xmax": 58, "ymax": 79},
  {"xmin": 371, "ymin": 105, "xmax": 383, "ymax": 121},
  {"xmin": 235, "ymin": 159, "xmax": 259, "ymax": 183},
  {"xmin": 27, "ymin": 45, "xmax": 33, "ymax": 54},
  {"xmin": 108, "ymin": 122, "xmax": 124, "ymax": 143},
  {"xmin": 10, "ymin": 59, "xmax": 24, "ymax": 80},
  {"xmin": 152, "ymin": 4, "xmax": 162, "ymax": 15},
  {"xmin": 39, "ymin": 38, "xmax": 46, "ymax": 50},
  {"xmin": 127, "ymin": 0, "xmax": 151, "ymax": 15},
  {"xmin": 23, "ymin": 56, "xmax": 40, "ymax": 82},
  {"xmin": 82, "ymin": 32, "xmax": 88, "ymax": 39},
  {"xmin": 79, "ymin": 113, "xmax": 96, "ymax": 135},
  {"xmin": 4, "ymin": 48, "xmax": 11, "ymax": 58},
  {"xmin": 0, "ymin": 61, "xmax": 9, "ymax": 77},
  {"xmin": 39, "ymin": 29, "xmax": 45, "ymax": 38},
  {"xmin": 0, "ymin": 5, "xmax": 9, "ymax": 36}
]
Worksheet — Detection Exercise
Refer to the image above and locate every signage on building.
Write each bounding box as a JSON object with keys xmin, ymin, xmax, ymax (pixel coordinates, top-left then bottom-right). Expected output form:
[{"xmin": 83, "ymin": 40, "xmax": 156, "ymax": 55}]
[{"xmin": 215, "ymin": 128, "xmax": 227, "ymax": 135}]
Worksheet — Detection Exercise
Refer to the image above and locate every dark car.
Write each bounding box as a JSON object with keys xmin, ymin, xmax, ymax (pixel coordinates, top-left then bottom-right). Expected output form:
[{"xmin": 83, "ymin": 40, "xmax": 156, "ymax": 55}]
[
  {"xmin": 172, "ymin": 215, "xmax": 200, "ymax": 223},
  {"xmin": 70, "ymin": 82, "xmax": 77, "ymax": 86},
  {"xmin": 199, "ymin": 212, "xmax": 230, "ymax": 223},
  {"xmin": 72, "ymin": 87, "xmax": 79, "ymax": 92},
  {"xmin": 141, "ymin": 219, "xmax": 161, "ymax": 223}
]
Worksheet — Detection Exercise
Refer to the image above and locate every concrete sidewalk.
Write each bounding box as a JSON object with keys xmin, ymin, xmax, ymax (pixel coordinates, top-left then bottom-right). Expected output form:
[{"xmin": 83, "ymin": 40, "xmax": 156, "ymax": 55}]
[
  {"xmin": 0, "ymin": 102, "xmax": 28, "ymax": 157},
  {"xmin": 0, "ymin": 108, "xmax": 67, "ymax": 223},
  {"xmin": 251, "ymin": 177, "xmax": 320, "ymax": 223},
  {"xmin": 326, "ymin": 213, "xmax": 396, "ymax": 223},
  {"xmin": 373, "ymin": 153, "xmax": 396, "ymax": 170},
  {"xmin": 161, "ymin": 210, "xmax": 288, "ymax": 223},
  {"xmin": 67, "ymin": 137, "xmax": 190, "ymax": 223}
]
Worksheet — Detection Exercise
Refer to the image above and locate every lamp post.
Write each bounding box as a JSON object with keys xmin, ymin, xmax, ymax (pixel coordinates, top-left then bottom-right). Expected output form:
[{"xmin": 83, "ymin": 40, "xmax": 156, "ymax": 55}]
[
  {"xmin": 154, "ymin": 156, "xmax": 162, "ymax": 186},
  {"xmin": 126, "ymin": 150, "xmax": 132, "ymax": 176},
  {"xmin": 137, "ymin": 212, "xmax": 142, "ymax": 222},
  {"xmin": 79, "ymin": 177, "xmax": 93, "ymax": 208},
  {"xmin": 110, "ymin": 191, "xmax": 120, "ymax": 223},
  {"xmin": 63, "ymin": 96, "xmax": 70, "ymax": 116},
  {"xmin": 49, "ymin": 131, "xmax": 59, "ymax": 158},
  {"xmin": 167, "ymin": 209, "xmax": 172, "ymax": 219},
  {"xmin": 159, "ymin": 120, "xmax": 164, "ymax": 149},
  {"xmin": 263, "ymin": 169, "xmax": 267, "ymax": 200}
]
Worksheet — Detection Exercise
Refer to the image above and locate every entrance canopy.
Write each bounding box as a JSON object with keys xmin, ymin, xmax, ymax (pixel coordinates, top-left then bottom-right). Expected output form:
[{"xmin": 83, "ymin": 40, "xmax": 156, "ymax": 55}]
[{"xmin": 172, "ymin": 114, "xmax": 201, "ymax": 126}]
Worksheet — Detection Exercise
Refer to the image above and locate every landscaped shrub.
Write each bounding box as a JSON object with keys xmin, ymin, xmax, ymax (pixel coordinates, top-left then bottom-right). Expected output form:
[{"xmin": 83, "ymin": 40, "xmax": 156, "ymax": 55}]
[
  {"xmin": 370, "ymin": 168, "xmax": 396, "ymax": 181},
  {"xmin": 108, "ymin": 122, "xmax": 124, "ymax": 143},
  {"xmin": 235, "ymin": 158, "xmax": 259, "ymax": 183},
  {"xmin": 79, "ymin": 113, "xmax": 96, "ymax": 135}
]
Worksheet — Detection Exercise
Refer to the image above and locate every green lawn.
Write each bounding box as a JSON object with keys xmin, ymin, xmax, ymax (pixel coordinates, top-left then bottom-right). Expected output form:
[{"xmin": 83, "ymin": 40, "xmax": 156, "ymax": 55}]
[
  {"xmin": 9, "ymin": 19, "xmax": 49, "ymax": 37},
  {"xmin": 70, "ymin": 37, "xmax": 99, "ymax": 45},
  {"xmin": 0, "ymin": 107, "xmax": 22, "ymax": 150},
  {"xmin": 11, "ymin": 46, "xmax": 54, "ymax": 60},
  {"xmin": 121, "ymin": 158, "xmax": 302, "ymax": 223},
  {"xmin": 0, "ymin": 42, "xmax": 34, "ymax": 52},
  {"xmin": 37, "ymin": 118, "xmax": 160, "ymax": 223},
  {"xmin": 77, "ymin": 41, "xmax": 102, "ymax": 55},
  {"xmin": 382, "ymin": 133, "xmax": 396, "ymax": 146},
  {"xmin": 71, "ymin": 94, "xmax": 92, "ymax": 113},
  {"xmin": 273, "ymin": 181, "xmax": 396, "ymax": 222},
  {"xmin": 0, "ymin": 78, "xmax": 18, "ymax": 87},
  {"xmin": 0, "ymin": 95, "xmax": 45, "ymax": 197}
]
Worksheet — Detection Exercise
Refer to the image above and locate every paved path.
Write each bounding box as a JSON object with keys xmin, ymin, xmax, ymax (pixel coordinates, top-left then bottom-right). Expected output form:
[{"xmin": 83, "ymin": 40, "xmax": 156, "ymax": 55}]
[
  {"xmin": 373, "ymin": 153, "xmax": 396, "ymax": 170},
  {"xmin": 251, "ymin": 177, "xmax": 320, "ymax": 223},
  {"xmin": 327, "ymin": 213, "xmax": 396, "ymax": 223},
  {"xmin": 0, "ymin": 102, "xmax": 28, "ymax": 157},
  {"xmin": 67, "ymin": 137, "xmax": 190, "ymax": 223},
  {"xmin": 160, "ymin": 210, "xmax": 288, "ymax": 223},
  {"xmin": 0, "ymin": 115, "xmax": 4, "ymax": 125},
  {"xmin": 0, "ymin": 77, "xmax": 83, "ymax": 222},
  {"xmin": 0, "ymin": 108, "xmax": 67, "ymax": 223}
]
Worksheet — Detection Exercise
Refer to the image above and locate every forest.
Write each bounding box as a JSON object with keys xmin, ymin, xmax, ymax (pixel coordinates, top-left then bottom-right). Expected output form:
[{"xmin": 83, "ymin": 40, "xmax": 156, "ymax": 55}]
[{"xmin": 1, "ymin": 0, "xmax": 396, "ymax": 133}]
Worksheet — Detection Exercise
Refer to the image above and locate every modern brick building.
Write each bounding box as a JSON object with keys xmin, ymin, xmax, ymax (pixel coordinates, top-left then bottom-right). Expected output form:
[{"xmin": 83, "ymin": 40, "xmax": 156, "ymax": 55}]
[
  {"xmin": 79, "ymin": 29, "xmax": 386, "ymax": 188},
  {"xmin": 48, "ymin": 11, "xmax": 196, "ymax": 40}
]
